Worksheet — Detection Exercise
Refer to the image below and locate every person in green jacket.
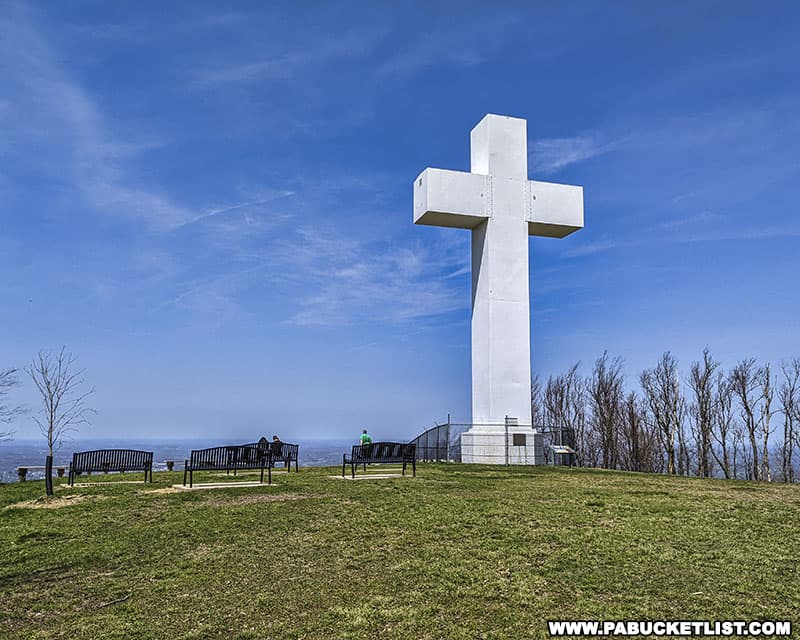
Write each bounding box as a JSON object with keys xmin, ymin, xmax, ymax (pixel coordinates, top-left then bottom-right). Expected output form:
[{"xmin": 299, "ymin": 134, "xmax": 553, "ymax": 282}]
[{"xmin": 360, "ymin": 429, "xmax": 372, "ymax": 446}]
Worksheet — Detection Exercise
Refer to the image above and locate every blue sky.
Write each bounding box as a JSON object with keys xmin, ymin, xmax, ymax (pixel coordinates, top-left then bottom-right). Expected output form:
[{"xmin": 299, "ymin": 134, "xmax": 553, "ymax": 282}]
[{"xmin": 2, "ymin": 1, "xmax": 799, "ymax": 442}]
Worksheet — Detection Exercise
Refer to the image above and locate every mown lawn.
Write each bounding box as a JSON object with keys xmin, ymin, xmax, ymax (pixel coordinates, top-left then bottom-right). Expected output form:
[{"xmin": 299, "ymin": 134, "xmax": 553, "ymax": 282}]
[{"xmin": 1, "ymin": 464, "xmax": 798, "ymax": 639}]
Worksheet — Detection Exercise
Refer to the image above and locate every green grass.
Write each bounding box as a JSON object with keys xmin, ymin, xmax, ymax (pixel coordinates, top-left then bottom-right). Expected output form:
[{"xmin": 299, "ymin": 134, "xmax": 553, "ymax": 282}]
[{"xmin": 1, "ymin": 465, "xmax": 799, "ymax": 639}]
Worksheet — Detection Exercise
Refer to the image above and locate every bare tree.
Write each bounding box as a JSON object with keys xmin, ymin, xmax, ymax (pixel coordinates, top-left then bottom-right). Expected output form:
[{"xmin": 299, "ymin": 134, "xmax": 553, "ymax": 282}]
[
  {"xmin": 544, "ymin": 372, "xmax": 568, "ymax": 432},
  {"xmin": 620, "ymin": 391, "xmax": 662, "ymax": 473},
  {"xmin": 566, "ymin": 369, "xmax": 588, "ymax": 464},
  {"xmin": 26, "ymin": 349, "xmax": 95, "ymax": 494},
  {"xmin": 531, "ymin": 374, "xmax": 544, "ymax": 427},
  {"xmin": 688, "ymin": 348, "xmax": 719, "ymax": 478},
  {"xmin": 531, "ymin": 353, "xmax": 800, "ymax": 483},
  {"xmin": 710, "ymin": 372, "xmax": 734, "ymax": 479},
  {"xmin": 1, "ymin": 368, "xmax": 25, "ymax": 441},
  {"xmin": 759, "ymin": 363, "xmax": 776, "ymax": 482},
  {"xmin": 731, "ymin": 420, "xmax": 748, "ymax": 479},
  {"xmin": 640, "ymin": 352, "xmax": 684, "ymax": 475},
  {"xmin": 588, "ymin": 352, "xmax": 624, "ymax": 470},
  {"xmin": 676, "ymin": 403, "xmax": 691, "ymax": 476},
  {"xmin": 544, "ymin": 363, "xmax": 588, "ymax": 465},
  {"xmin": 730, "ymin": 358, "xmax": 763, "ymax": 481},
  {"xmin": 779, "ymin": 359, "xmax": 800, "ymax": 483}
]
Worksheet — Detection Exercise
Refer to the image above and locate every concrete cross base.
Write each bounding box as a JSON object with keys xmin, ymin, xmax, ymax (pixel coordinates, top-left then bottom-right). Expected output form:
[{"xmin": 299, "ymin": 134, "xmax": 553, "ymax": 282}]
[{"xmin": 460, "ymin": 428, "xmax": 545, "ymax": 465}]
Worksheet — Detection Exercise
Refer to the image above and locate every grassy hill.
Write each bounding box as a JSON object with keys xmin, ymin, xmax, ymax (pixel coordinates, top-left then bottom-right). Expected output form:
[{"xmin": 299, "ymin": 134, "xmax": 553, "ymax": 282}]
[{"xmin": 1, "ymin": 464, "xmax": 798, "ymax": 639}]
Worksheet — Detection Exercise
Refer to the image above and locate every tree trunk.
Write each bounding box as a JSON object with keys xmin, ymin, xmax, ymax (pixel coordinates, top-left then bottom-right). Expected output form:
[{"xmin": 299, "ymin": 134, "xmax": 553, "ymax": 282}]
[
  {"xmin": 748, "ymin": 427, "xmax": 760, "ymax": 481},
  {"xmin": 45, "ymin": 454, "xmax": 53, "ymax": 497}
]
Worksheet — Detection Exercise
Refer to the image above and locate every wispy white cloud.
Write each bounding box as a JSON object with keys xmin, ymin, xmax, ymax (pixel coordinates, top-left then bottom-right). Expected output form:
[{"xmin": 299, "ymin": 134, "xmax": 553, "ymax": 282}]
[
  {"xmin": 377, "ymin": 10, "xmax": 574, "ymax": 80},
  {"xmin": 63, "ymin": 21, "xmax": 155, "ymax": 44},
  {"xmin": 548, "ymin": 100, "xmax": 800, "ymax": 261},
  {"xmin": 445, "ymin": 264, "xmax": 471, "ymax": 279},
  {"xmin": 560, "ymin": 219, "xmax": 800, "ymax": 261},
  {"xmin": 0, "ymin": 4, "xmax": 191, "ymax": 230},
  {"xmin": 176, "ymin": 192, "xmax": 295, "ymax": 229},
  {"xmin": 192, "ymin": 29, "xmax": 386, "ymax": 89},
  {"xmin": 562, "ymin": 239, "xmax": 620, "ymax": 258},
  {"xmin": 659, "ymin": 210, "xmax": 723, "ymax": 229},
  {"xmin": 281, "ymin": 227, "xmax": 467, "ymax": 326},
  {"xmin": 378, "ymin": 33, "xmax": 486, "ymax": 78},
  {"xmin": 679, "ymin": 224, "xmax": 800, "ymax": 244},
  {"xmin": 143, "ymin": 257, "xmax": 266, "ymax": 323},
  {"xmin": 168, "ymin": 277, "xmax": 246, "ymax": 319},
  {"xmin": 145, "ymin": 222, "xmax": 468, "ymax": 328},
  {"xmin": 1, "ymin": 6, "xmax": 311, "ymax": 234},
  {"xmin": 529, "ymin": 135, "xmax": 612, "ymax": 174},
  {"xmin": 530, "ymin": 99, "xmax": 800, "ymax": 184},
  {"xmin": 182, "ymin": 10, "xmax": 251, "ymax": 30}
]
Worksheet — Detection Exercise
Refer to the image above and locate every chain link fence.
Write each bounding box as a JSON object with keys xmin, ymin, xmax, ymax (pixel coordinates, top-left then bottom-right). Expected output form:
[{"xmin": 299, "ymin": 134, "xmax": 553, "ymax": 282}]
[{"xmin": 409, "ymin": 418, "xmax": 577, "ymax": 465}]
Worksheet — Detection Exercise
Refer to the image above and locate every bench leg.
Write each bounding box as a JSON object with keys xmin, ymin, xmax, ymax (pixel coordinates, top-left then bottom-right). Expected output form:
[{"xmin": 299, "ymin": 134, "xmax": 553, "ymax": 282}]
[
  {"xmin": 260, "ymin": 465, "xmax": 264, "ymax": 484},
  {"xmin": 413, "ymin": 459, "xmax": 416, "ymax": 477},
  {"xmin": 402, "ymin": 461, "xmax": 406, "ymax": 476},
  {"xmin": 183, "ymin": 467, "xmax": 187, "ymax": 486},
  {"xmin": 268, "ymin": 465, "xmax": 272, "ymax": 485},
  {"xmin": 352, "ymin": 462, "xmax": 355, "ymax": 479},
  {"xmin": 190, "ymin": 470, "xmax": 193, "ymax": 488}
]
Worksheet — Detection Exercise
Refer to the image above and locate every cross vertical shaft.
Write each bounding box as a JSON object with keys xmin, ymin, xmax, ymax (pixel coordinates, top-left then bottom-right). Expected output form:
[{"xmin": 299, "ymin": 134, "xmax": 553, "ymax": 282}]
[{"xmin": 469, "ymin": 116, "xmax": 532, "ymax": 427}]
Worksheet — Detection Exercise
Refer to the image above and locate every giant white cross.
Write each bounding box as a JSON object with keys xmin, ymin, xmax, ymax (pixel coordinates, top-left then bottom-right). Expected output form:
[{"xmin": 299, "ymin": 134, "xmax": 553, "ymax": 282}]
[{"xmin": 413, "ymin": 114, "xmax": 584, "ymax": 464}]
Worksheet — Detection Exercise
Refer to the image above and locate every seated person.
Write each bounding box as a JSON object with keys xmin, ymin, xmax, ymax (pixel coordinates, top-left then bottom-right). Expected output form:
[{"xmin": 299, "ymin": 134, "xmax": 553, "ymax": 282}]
[{"xmin": 270, "ymin": 434, "xmax": 283, "ymax": 457}]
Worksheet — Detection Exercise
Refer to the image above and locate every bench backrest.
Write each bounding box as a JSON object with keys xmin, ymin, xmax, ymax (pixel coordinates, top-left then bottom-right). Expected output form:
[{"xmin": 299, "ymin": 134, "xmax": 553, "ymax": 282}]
[
  {"xmin": 275, "ymin": 442, "xmax": 298, "ymax": 460},
  {"xmin": 71, "ymin": 449, "xmax": 153, "ymax": 472},
  {"xmin": 350, "ymin": 442, "xmax": 415, "ymax": 463},
  {"xmin": 188, "ymin": 444, "xmax": 267, "ymax": 470},
  {"xmin": 251, "ymin": 441, "xmax": 299, "ymax": 460},
  {"xmin": 246, "ymin": 439, "xmax": 299, "ymax": 460}
]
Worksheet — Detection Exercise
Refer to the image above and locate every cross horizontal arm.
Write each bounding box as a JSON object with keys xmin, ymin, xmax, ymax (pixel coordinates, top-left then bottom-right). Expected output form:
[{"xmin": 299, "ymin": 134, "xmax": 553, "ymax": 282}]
[
  {"xmin": 414, "ymin": 168, "xmax": 490, "ymax": 230},
  {"xmin": 526, "ymin": 180, "xmax": 584, "ymax": 238}
]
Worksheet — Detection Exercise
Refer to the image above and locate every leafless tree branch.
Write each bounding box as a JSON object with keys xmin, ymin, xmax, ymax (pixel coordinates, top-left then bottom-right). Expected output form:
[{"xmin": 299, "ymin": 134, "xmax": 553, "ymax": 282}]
[
  {"xmin": 26, "ymin": 347, "xmax": 95, "ymax": 456},
  {"xmin": 0, "ymin": 368, "xmax": 26, "ymax": 441},
  {"xmin": 640, "ymin": 352, "xmax": 685, "ymax": 475},
  {"xmin": 730, "ymin": 358, "xmax": 763, "ymax": 481},
  {"xmin": 779, "ymin": 359, "xmax": 800, "ymax": 483},
  {"xmin": 588, "ymin": 351, "xmax": 625, "ymax": 470},
  {"xmin": 688, "ymin": 348, "xmax": 719, "ymax": 478},
  {"xmin": 710, "ymin": 371, "xmax": 734, "ymax": 479}
]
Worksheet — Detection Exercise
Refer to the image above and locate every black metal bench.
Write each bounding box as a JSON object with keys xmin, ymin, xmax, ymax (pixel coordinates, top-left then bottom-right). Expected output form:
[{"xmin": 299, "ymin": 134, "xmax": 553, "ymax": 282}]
[
  {"xmin": 68, "ymin": 449, "xmax": 153, "ymax": 486},
  {"xmin": 342, "ymin": 442, "xmax": 416, "ymax": 478},
  {"xmin": 183, "ymin": 444, "xmax": 271, "ymax": 487}
]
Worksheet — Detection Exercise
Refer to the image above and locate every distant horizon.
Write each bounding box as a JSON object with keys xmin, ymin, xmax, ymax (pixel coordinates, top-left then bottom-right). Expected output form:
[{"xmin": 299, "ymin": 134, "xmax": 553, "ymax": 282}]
[
  {"xmin": 0, "ymin": 436, "xmax": 359, "ymax": 483},
  {"xmin": 4, "ymin": 435, "xmax": 361, "ymax": 444}
]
